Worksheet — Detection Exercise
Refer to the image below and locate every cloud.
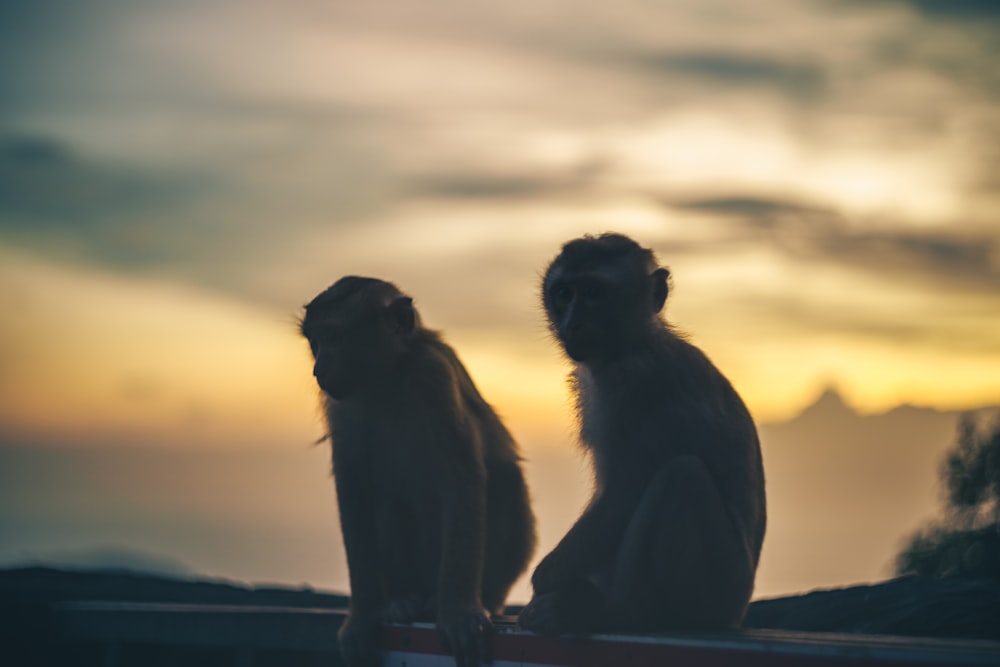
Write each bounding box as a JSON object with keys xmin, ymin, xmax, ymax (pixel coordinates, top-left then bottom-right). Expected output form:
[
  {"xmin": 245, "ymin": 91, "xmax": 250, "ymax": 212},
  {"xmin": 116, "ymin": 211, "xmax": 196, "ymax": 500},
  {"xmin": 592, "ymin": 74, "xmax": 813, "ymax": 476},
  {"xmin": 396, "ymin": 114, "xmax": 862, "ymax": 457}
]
[
  {"xmin": 0, "ymin": 0, "xmax": 182, "ymax": 116},
  {"xmin": 823, "ymin": 232, "xmax": 997, "ymax": 288},
  {"xmin": 0, "ymin": 128, "xmax": 387, "ymax": 307},
  {"xmin": 670, "ymin": 195, "xmax": 826, "ymax": 224},
  {"xmin": 826, "ymin": 0, "xmax": 1000, "ymax": 102},
  {"xmin": 0, "ymin": 135, "xmax": 196, "ymax": 224},
  {"xmin": 826, "ymin": 0, "xmax": 1000, "ymax": 21},
  {"xmin": 668, "ymin": 194, "xmax": 1000, "ymax": 294},
  {"xmin": 892, "ymin": 0, "xmax": 1000, "ymax": 19},
  {"xmin": 2, "ymin": 1, "xmax": 1000, "ymax": 603},
  {"xmin": 0, "ymin": 134, "xmax": 212, "ymax": 269},
  {"xmin": 630, "ymin": 51, "xmax": 827, "ymax": 101},
  {"xmin": 405, "ymin": 160, "xmax": 606, "ymax": 201},
  {"xmin": 409, "ymin": 174, "xmax": 563, "ymax": 200},
  {"xmin": 1, "ymin": 0, "xmax": 998, "ymax": 378}
]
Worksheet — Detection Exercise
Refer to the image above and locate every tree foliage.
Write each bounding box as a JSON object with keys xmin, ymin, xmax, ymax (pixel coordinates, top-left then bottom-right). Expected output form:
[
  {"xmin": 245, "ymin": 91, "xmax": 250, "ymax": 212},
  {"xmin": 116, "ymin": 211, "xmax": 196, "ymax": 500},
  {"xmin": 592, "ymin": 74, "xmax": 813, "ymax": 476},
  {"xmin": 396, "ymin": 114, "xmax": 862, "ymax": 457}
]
[
  {"xmin": 943, "ymin": 414, "xmax": 1000, "ymax": 524},
  {"xmin": 896, "ymin": 412, "xmax": 1000, "ymax": 580}
]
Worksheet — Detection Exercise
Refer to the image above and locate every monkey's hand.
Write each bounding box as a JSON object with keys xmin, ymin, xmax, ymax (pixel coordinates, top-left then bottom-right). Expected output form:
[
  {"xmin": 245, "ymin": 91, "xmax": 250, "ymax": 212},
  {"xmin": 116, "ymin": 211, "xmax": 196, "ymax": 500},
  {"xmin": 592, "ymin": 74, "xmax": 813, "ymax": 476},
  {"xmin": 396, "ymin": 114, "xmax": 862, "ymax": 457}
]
[
  {"xmin": 530, "ymin": 550, "xmax": 578, "ymax": 594},
  {"xmin": 337, "ymin": 613, "xmax": 382, "ymax": 667},
  {"xmin": 436, "ymin": 606, "xmax": 493, "ymax": 667}
]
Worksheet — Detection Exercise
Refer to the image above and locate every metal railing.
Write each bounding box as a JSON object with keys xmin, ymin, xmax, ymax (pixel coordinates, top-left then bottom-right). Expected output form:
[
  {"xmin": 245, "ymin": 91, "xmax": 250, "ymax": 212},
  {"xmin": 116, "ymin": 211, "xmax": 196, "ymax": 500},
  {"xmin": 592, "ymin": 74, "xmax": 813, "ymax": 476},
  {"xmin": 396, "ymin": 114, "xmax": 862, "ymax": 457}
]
[{"xmin": 49, "ymin": 601, "xmax": 1000, "ymax": 667}]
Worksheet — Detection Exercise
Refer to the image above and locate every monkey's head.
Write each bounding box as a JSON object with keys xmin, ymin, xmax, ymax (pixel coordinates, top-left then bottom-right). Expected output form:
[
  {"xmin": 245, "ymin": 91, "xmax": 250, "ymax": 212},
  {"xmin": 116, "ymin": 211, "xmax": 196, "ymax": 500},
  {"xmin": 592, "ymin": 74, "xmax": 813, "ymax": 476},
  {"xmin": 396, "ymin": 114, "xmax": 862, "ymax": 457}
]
[
  {"xmin": 300, "ymin": 276, "xmax": 420, "ymax": 399},
  {"xmin": 542, "ymin": 233, "xmax": 670, "ymax": 363}
]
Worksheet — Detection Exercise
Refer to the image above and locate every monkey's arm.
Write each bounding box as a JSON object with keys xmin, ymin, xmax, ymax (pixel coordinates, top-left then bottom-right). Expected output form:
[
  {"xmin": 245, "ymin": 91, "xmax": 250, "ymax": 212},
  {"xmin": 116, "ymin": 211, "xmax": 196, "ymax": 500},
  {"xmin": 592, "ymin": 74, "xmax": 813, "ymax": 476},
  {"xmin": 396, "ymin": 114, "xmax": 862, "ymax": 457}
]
[
  {"xmin": 438, "ymin": 459, "xmax": 487, "ymax": 608},
  {"xmin": 425, "ymin": 384, "xmax": 493, "ymax": 667},
  {"xmin": 333, "ymin": 451, "xmax": 384, "ymax": 616},
  {"xmin": 532, "ymin": 482, "xmax": 641, "ymax": 594},
  {"xmin": 332, "ymin": 450, "xmax": 385, "ymax": 667}
]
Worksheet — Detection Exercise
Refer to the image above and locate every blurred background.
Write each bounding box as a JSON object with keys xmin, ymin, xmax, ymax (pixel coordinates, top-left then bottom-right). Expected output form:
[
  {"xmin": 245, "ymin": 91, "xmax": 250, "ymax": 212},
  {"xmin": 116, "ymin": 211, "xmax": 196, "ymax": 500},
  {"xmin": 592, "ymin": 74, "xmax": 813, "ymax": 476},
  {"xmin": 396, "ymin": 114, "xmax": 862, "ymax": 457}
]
[{"xmin": 1, "ymin": 0, "xmax": 998, "ymax": 603}]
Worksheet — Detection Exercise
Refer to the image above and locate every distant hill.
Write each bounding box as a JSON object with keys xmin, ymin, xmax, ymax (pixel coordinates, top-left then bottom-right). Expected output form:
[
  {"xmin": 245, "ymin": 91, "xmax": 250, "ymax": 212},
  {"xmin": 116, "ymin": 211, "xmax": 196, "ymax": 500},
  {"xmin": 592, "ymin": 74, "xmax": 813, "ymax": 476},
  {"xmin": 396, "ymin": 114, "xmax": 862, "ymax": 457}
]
[
  {"xmin": 0, "ymin": 565, "xmax": 347, "ymax": 610},
  {"xmin": 0, "ymin": 566, "xmax": 349, "ymax": 667},
  {"xmin": 3, "ymin": 566, "xmax": 998, "ymax": 642},
  {"xmin": 12, "ymin": 545, "xmax": 195, "ymax": 578},
  {"xmin": 755, "ymin": 389, "xmax": 998, "ymax": 595},
  {"xmin": 745, "ymin": 575, "xmax": 1000, "ymax": 640}
]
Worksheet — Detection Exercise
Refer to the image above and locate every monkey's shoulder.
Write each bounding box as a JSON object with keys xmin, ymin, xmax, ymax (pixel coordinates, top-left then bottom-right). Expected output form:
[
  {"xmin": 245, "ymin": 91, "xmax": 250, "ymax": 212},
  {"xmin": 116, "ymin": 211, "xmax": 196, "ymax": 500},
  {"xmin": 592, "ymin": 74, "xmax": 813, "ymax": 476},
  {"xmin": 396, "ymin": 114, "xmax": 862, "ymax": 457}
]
[
  {"xmin": 402, "ymin": 336, "xmax": 497, "ymax": 415},
  {"xmin": 579, "ymin": 336, "xmax": 724, "ymax": 399},
  {"xmin": 393, "ymin": 337, "xmax": 469, "ymax": 406},
  {"xmin": 328, "ymin": 410, "xmax": 463, "ymax": 487},
  {"xmin": 578, "ymin": 336, "xmax": 757, "ymax": 459}
]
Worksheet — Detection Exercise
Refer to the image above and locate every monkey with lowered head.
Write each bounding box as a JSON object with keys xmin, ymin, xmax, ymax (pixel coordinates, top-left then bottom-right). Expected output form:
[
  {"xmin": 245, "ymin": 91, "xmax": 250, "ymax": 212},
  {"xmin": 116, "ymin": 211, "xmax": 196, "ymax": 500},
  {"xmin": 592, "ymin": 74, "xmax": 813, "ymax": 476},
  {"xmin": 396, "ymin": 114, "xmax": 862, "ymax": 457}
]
[
  {"xmin": 519, "ymin": 233, "xmax": 766, "ymax": 635},
  {"xmin": 300, "ymin": 277, "xmax": 536, "ymax": 667}
]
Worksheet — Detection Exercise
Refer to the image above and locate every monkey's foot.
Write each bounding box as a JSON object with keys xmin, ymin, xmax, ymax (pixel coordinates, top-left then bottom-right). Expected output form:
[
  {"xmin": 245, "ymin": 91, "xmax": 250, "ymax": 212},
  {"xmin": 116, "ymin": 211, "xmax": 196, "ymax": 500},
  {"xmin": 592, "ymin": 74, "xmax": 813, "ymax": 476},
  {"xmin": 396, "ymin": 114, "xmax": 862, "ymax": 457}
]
[
  {"xmin": 518, "ymin": 579, "xmax": 608, "ymax": 636},
  {"xmin": 338, "ymin": 614, "xmax": 382, "ymax": 667},
  {"xmin": 382, "ymin": 594, "xmax": 434, "ymax": 623}
]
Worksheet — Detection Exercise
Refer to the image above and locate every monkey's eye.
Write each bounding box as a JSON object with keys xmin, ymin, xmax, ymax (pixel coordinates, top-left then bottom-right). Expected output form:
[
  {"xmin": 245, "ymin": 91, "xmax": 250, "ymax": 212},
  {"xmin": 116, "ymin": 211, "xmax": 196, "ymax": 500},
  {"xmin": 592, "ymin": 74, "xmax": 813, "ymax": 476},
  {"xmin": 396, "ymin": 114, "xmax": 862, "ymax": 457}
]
[{"xmin": 550, "ymin": 282, "xmax": 573, "ymax": 307}]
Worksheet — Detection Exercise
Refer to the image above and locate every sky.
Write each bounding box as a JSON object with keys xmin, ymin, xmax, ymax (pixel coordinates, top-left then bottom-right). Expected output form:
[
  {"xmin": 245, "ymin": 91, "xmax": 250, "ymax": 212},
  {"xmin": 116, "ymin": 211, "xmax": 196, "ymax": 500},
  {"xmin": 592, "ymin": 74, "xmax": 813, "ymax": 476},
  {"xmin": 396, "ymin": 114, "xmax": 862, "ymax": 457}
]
[{"xmin": 1, "ymin": 0, "xmax": 999, "ymax": 604}]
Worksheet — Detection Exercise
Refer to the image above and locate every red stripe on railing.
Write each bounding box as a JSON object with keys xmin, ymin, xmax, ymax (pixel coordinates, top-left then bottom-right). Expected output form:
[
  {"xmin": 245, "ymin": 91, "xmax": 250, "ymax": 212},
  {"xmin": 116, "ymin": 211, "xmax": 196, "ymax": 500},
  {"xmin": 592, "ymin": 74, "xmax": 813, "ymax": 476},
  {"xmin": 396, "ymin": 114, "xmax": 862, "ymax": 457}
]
[{"xmin": 381, "ymin": 621, "xmax": 1000, "ymax": 667}]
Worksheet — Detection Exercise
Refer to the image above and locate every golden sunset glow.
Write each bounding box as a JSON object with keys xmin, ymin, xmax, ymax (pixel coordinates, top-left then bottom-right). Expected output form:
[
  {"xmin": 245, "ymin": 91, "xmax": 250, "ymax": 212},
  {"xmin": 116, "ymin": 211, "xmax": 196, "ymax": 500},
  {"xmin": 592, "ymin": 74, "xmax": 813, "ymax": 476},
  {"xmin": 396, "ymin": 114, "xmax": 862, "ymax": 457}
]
[{"xmin": 0, "ymin": 250, "xmax": 318, "ymax": 447}]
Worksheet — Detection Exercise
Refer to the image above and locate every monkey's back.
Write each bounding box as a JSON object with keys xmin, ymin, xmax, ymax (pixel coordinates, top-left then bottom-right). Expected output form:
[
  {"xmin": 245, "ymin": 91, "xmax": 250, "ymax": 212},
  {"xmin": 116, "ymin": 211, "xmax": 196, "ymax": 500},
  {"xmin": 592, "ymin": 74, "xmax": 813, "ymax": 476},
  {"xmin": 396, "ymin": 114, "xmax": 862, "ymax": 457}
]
[
  {"xmin": 325, "ymin": 328, "xmax": 536, "ymax": 609},
  {"xmin": 421, "ymin": 330, "xmax": 526, "ymax": 465}
]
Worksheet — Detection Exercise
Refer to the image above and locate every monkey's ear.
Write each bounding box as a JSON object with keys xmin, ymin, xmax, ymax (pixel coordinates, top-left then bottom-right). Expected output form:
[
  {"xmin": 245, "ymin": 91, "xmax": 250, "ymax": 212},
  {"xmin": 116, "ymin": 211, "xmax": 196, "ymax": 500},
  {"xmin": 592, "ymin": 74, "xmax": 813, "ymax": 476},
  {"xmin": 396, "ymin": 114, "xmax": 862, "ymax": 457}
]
[
  {"xmin": 387, "ymin": 296, "xmax": 417, "ymax": 335},
  {"xmin": 651, "ymin": 268, "xmax": 670, "ymax": 313}
]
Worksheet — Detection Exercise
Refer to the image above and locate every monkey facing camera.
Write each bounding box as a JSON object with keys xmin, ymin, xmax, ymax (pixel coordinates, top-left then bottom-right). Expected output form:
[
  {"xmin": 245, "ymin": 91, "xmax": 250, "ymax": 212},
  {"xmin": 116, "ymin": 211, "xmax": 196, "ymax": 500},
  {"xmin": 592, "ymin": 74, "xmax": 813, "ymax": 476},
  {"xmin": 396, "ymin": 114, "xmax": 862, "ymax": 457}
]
[
  {"xmin": 519, "ymin": 233, "xmax": 767, "ymax": 635},
  {"xmin": 300, "ymin": 276, "xmax": 536, "ymax": 667}
]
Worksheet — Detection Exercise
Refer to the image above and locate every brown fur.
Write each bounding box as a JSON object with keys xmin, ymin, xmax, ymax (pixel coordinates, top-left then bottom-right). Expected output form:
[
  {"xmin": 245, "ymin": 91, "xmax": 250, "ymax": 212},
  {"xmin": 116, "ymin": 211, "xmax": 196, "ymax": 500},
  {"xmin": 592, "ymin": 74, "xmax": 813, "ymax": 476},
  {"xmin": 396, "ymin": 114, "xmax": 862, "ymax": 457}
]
[
  {"xmin": 519, "ymin": 234, "xmax": 766, "ymax": 634},
  {"xmin": 301, "ymin": 277, "xmax": 536, "ymax": 667}
]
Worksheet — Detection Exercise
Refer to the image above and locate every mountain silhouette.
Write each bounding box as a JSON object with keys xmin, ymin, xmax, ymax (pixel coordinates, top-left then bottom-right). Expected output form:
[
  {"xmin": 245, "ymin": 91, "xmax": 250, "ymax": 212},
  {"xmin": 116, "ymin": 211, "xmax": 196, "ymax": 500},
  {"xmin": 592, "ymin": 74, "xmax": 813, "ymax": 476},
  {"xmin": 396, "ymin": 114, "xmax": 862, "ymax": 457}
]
[{"xmin": 757, "ymin": 387, "xmax": 987, "ymax": 595}]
